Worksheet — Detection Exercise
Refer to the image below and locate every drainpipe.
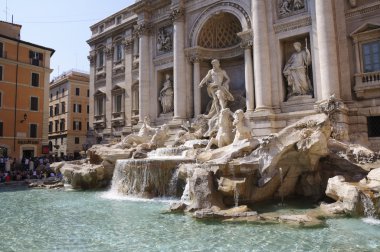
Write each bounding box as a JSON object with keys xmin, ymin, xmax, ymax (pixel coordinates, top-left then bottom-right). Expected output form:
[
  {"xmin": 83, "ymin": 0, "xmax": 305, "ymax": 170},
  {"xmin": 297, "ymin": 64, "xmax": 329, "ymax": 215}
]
[{"xmin": 13, "ymin": 41, "xmax": 19, "ymax": 152}]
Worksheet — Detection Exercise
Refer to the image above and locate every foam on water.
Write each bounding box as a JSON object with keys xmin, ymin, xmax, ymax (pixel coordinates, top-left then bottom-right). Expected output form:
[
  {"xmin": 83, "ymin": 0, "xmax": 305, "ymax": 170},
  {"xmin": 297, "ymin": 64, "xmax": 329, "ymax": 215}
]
[
  {"xmin": 100, "ymin": 190, "xmax": 179, "ymax": 204},
  {"xmin": 362, "ymin": 217, "xmax": 380, "ymax": 225}
]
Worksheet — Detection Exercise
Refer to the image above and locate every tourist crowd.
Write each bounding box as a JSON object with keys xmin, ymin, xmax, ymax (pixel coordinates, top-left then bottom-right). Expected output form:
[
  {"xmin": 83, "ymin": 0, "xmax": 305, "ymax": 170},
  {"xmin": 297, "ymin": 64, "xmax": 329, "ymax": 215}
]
[{"xmin": 0, "ymin": 156, "xmax": 62, "ymax": 183}]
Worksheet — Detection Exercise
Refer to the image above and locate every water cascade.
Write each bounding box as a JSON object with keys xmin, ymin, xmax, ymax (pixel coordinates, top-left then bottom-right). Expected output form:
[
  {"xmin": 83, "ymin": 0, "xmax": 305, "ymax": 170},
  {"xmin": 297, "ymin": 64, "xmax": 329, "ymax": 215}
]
[
  {"xmin": 234, "ymin": 184, "xmax": 239, "ymax": 207},
  {"xmin": 111, "ymin": 157, "xmax": 193, "ymax": 197},
  {"xmin": 360, "ymin": 192, "xmax": 376, "ymax": 217},
  {"xmin": 279, "ymin": 167, "xmax": 284, "ymax": 206}
]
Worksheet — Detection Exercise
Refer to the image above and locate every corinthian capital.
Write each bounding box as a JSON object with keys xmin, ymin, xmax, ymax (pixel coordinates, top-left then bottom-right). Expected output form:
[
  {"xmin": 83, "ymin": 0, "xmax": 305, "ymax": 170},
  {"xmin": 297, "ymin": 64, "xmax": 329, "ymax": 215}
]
[
  {"xmin": 170, "ymin": 8, "xmax": 184, "ymax": 22},
  {"xmin": 134, "ymin": 23, "xmax": 151, "ymax": 37}
]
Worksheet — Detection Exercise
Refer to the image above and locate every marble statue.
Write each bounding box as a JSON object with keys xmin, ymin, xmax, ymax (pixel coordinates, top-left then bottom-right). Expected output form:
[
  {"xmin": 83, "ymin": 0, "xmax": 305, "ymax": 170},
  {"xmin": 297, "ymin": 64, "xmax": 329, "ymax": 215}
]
[
  {"xmin": 199, "ymin": 59, "xmax": 234, "ymax": 118},
  {"xmin": 283, "ymin": 41, "xmax": 312, "ymax": 99},
  {"xmin": 205, "ymin": 108, "xmax": 234, "ymax": 150},
  {"xmin": 232, "ymin": 109, "xmax": 252, "ymax": 144},
  {"xmin": 115, "ymin": 116, "xmax": 155, "ymax": 149},
  {"xmin": 158, "ymin": 74, "xmax": 174, "ymax": 114},
  {"xmin": 149, "ymin": 124, "xmax": 170, "ymax": 148}
]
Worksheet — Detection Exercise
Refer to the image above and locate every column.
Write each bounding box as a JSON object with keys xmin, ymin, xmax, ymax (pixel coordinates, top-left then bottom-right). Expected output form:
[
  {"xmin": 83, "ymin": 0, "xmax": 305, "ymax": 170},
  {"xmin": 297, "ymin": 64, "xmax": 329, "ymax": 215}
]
[
  {"xmin": 123, "ymin": 37, "xmax": 133, "ymax": 131},
  {"xmin": 252, "ymin": 0, "xmax": 272, "ymax": 112},
  {"xmin": 243, "ymin": 43, "xmax": 255, "ymax": 112},
  {"xmin": 192, "ymin": 58, "xmax": 201, "ymax": 116},
  {"xmin": 316, "ymin": 0, "xmax": 341, "ymax": 100},
  {"xmin": 172, "ymin": 8, "xmax": 187, "ymax": 120},
  {"xmin": 105, "ymin": 43, "xmax": 113, "ymax": 132},
  {"xmin": 87, "ymin": 51, "xmax": 96, "ymax": 130},
  {"xmin": 137, "ymin": 23, "xmax": 150, "ymax": 122}
]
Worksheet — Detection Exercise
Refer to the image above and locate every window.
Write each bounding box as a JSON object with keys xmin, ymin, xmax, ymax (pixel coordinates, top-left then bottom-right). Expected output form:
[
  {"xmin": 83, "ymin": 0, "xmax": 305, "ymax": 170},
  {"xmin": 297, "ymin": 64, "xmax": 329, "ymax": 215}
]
[
  {"xmin": 54, "ymin": 104, "xmax": 59, "ymax": 115},
  {"xmin": 60, "ymin": 119, "xmax": 65, "ymax": 131},
  {"xmin": 61, "ymin": 102, "xmax": 65, "ymax": 113},
  {"xmin": 56, "ymin": 91, "xmax": 59, "ymax": 98},
  {"xmin": 30, "ymin": 124, "xmax": 37, "ymax": 138},
  {"xmin": 0, "ymin": 92, "xmax": 2, "ymax": 108},
  {"xmin": 49, "ymin": 122, "xmax": 53, "ymax": 133},
  {"xmin": 55, "ymin": 120, "xmax": 59, "ymax": 132},
  {"xmin": 114, "ymin": 42, "xmax": 123, "ymax": 62},
  {"xmin": 99, "ymin": 25, "xmax": 104, "ymax": 33},
  {"xmin": 73, "ymin": 121, "xmax": 82, "ymax": 131},
  {"xmin": 30, "ymin": 97, "xmax": 38, "ymax": 111},
  {"xmin": 73, "ymin": 104, "xmax": 82, "ymax": 113},
  {"xmin": 114, "ymin": 93, "xmax": 122, "ymax": 113},
  {"xmin": 31, "ymin": 73, "xmax": 39, "ymax": 87},
  {"xmin": 0, "ymin": 65, "xmax": 3, "ymax": 80},
  {"xmin": 49, "ymin": 106, "xmax": 53, "ymax": 117},
  {"xmin": 62, "ymin": 88, "xmax": 65, "ymax": 96},
  {"xmin": 29, "ymin": 50, "xmax": 43, "ymax": 66},
  {"xmin": 363, "ymin": 41, "xmax": 380, "ymax": 73},
  {"xmin": 0, "ymin": 122, "xmax": 3, "ymax": 136},
  {"xmin": 97, "ymin": 50, "xmax": 104, "ymax": 68},
  {"xmin": 116, "ymin": 16, "xmax": 122, "ymax": 25},
  {"xmin": 95, "ymin": 95, "xmax": 104, "ymax": 116},
  {"xmin": 87, "ymin": 105, "xmax": 89, "ymax": 114},
  {"xmin": 368, "ymin": 116, "xmax": 380, "ymax": 137},
  {"xmin": 75, "ymin": 88, "xmax": 80, "ymax": 96},
  {"xmin": 0, "ymin": 42, "xmax": 3, "ymax": 58},
  {"xmin": 75, "ymin": 137, "xmax": 80, "ymax": 144}
]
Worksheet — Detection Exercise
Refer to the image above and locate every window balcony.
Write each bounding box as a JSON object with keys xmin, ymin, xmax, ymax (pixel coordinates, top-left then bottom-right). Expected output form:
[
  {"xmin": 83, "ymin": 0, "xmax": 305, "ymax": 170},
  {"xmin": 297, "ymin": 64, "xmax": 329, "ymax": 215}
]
[
  {"xmin": 94, "ymin": 115, "xmax": 106, "ymax": 128},
  {"xmin": 354, "ymin": 71, "xmax": 380, "ymax": 99},
  {"xmin": 111, "ymin": 112, "xmax": 125, "ymax": 127}
]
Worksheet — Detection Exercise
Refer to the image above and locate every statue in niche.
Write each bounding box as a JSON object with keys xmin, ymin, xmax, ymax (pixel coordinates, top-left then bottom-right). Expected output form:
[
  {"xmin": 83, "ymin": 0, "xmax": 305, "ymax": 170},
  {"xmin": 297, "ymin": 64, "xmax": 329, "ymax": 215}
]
[
  {"xmin": 283, "ymin": 41, "xmax": 312, "ymax": 99},
  {"xmin": 157, "ymin": 27, "xmax": 172, "ymax": 52},
  {"xmin": 199, "ymin": 59, "xmax": 234, "ymax": 119},
  {"xmin": 158, "ymin": 74, "xmax": 174, "ymax": 114}
]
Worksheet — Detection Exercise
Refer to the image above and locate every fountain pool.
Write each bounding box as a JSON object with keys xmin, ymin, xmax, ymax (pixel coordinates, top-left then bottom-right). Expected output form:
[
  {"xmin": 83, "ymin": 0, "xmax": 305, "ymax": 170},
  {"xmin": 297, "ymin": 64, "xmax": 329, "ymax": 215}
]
[{"xmin": 0, "ymin": 188, "xmax": 379, "ymax": 252}]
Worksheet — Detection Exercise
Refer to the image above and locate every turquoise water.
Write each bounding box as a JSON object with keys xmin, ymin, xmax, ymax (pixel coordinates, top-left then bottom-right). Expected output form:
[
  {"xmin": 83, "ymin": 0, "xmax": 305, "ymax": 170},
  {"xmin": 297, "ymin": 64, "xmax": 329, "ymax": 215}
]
[{"xmin": 1, "ymin": 188, "xmax": 379, "ymax": 252}]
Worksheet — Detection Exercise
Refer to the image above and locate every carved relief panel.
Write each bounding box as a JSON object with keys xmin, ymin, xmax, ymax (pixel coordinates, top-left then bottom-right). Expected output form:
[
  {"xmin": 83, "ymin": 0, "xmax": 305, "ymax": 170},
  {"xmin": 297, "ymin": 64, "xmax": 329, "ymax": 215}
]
[
  {"xmin": 277, "ymin": 0, "xmax": 307, "ymax": 19},
  {"xmin": 156, "ymin": 25, "xmax": 173, "ymax": 55}
]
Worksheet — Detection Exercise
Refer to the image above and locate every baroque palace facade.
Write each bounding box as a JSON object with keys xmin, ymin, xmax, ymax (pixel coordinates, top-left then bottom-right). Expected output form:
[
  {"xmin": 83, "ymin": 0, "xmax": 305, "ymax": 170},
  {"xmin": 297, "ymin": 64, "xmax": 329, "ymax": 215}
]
[{"xmin": 87, "ymin": 0, "xmax": 380, "ymax": 150}]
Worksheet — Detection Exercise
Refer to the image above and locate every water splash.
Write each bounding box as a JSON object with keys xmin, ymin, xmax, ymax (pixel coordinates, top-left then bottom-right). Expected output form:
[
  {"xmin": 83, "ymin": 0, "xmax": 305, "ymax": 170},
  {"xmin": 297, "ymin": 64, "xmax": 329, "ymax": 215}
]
[{"xmin": 180, "ymin": 178, "xmax": 191, "ymax": 203}]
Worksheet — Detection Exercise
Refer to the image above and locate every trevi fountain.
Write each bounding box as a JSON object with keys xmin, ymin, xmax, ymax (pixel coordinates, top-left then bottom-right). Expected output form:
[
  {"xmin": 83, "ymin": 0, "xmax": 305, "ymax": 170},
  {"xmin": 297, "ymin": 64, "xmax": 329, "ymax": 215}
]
[{"xmin": 3, "ymin": 59, "xmax": 379, "ymax": 251}]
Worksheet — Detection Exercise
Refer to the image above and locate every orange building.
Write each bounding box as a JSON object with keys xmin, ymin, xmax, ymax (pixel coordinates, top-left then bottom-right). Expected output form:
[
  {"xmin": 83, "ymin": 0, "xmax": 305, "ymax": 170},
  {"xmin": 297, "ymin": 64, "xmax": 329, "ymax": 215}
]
[
  {"xmin": 48, "ymin": 70, "xmax": 89, "ymax": 159},
  {"xmin": 0, "ymin": 21, "xmax": 54, "ymax": 161}
]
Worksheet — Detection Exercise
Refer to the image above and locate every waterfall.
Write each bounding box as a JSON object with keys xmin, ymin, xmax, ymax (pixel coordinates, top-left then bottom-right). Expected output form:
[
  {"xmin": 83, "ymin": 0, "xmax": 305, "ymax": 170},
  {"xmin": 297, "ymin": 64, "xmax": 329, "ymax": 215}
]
[
  {"xmin": 168, "ymin": 168, "xmax": 179, "ymax": 196},
  {"xmin": 180, "ymin": 178, "xmax": 190, "ymax": 203},
  {"xmin": 147, "ymin": 146, "xmax": 190, "ymax": 158},
  {"xmin": 109, "ymin": 158, "xmax": 193, "ymax": 198},
  {"xmin": 234, "ymin": 185, "xmax": 239, "ymax": 207},
  {"xmin": 361, "ymin": 193, "xmax": 376, "ymax": 218}
]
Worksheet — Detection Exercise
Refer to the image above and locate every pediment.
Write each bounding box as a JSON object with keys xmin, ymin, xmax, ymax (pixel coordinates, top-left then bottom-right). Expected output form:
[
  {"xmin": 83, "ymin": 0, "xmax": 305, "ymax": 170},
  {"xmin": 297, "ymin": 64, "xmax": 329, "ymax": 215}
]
[
  {"xmin": 350, "ymin": 23, "xmax": 380, "ymax": 37},
  {"xmin": 94, "ymin": 88, "xmax": 106, "ymax": 95}
]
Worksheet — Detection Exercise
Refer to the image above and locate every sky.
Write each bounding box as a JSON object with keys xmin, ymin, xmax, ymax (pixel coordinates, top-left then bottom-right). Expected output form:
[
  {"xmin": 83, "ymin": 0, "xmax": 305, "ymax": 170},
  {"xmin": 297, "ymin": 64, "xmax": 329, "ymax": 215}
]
[{"xmin": 0, "ymin": 0, "xmax": 134, "ymax": 79}]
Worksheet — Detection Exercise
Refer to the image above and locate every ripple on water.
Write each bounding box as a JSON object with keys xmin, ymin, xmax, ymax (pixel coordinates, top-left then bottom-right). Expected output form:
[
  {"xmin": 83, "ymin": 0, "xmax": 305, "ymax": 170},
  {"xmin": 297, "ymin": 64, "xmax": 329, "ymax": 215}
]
[{"xmin": 1, "ymin": 189, "xmax": 380, "ymax": 252}]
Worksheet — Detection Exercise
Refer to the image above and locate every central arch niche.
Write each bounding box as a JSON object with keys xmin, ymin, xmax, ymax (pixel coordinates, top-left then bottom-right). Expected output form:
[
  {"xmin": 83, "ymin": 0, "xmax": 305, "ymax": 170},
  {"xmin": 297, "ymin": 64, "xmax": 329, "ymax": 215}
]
[
  {"xmin": 196, "ymin": 12, "xmax": 246, "ymax": 114},
  {"xmin": 198, "ymin": 13, "xmax": 242, "ymax": 49}
]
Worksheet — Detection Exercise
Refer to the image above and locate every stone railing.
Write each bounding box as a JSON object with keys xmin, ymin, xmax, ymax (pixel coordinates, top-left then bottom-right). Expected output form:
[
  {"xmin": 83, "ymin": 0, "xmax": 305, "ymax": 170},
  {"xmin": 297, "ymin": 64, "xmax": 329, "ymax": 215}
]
[
  {"xmin": 354, "ymin": 71, "xmax": 380, "ymax": 99},
  {"xmin": 94, "ymin": 115, "xmax": 106, "ymax": 128},
  {"xmin": 111, "ymin": 112, "xmax": 125, "ymax": 127}
]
